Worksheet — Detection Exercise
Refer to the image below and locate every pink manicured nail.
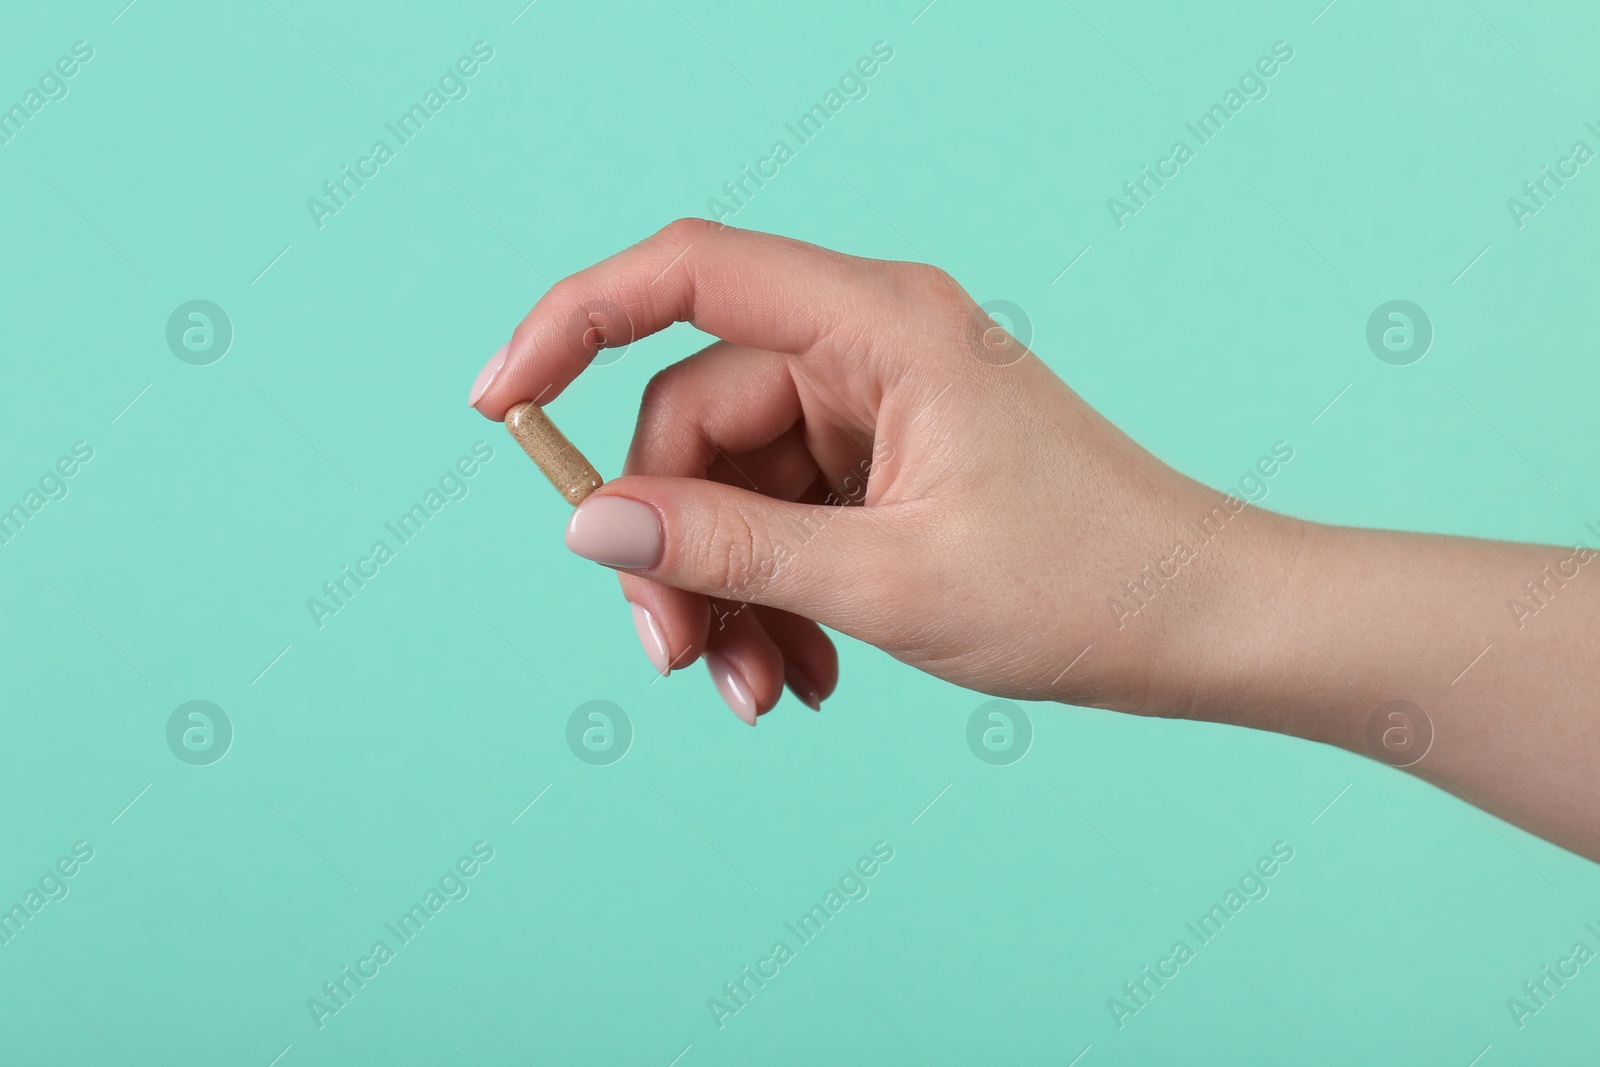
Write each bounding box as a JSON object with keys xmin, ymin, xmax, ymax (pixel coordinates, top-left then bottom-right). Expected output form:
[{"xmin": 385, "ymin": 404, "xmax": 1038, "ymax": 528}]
[
  {"xmin": 707, "ymin": 653, "xmax": 757, "ymax": 726},
  {"xmin": 784, "ymin": 662, "xmax": 822, "ymax": 710},
  {"xmin": 468, "ymin": 343, "xmax": 508, "ymax": 407},
  {"xmin": 565, "ymin": 496, "xmax": 662, "ymax": 569},
  {"xmin": 631, "ymin": 603, "xmax": 671, "ymax": 677}
]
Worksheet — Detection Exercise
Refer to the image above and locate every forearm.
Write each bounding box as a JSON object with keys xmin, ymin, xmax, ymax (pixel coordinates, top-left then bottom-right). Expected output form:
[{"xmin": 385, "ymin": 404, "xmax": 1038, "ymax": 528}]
[{"xmin": 1179, "ymin": 514, "xmax": 1600, "ymax": 861}]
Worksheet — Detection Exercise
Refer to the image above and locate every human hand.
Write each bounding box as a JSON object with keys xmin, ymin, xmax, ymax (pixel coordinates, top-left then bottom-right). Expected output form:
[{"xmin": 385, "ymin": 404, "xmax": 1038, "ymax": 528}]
[{"xmin": 468, "ymin": 221, "xmax": 1300, "ymax": 724}]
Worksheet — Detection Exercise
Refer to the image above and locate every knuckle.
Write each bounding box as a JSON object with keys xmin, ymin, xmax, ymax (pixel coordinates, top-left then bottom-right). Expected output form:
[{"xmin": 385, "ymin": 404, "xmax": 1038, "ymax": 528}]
[
  {"xmin": 547, "ymin": 273, "xmax": 584, "ymax": 305},
  {"xmin": 889, "ymin": 263, "xmax": 974, "ymax": 350},
  {"xmin": 899, "ymin": 262, "xmax": 964, "ymax": 303},
  {"xmin": 705, "ymin": 505, "xmax": 762, "ymax": 598},
  {"xmin": 638, "ymin": 362, "xmax": 688, "ymax": 428},
  {"xmin": 893, "ymin": 263, "xmax": 973, "ymax": 336},
  {"xmin": 659, "ymin": 216, "xmax": 715, "ymax": 247},
  {"xmin": 540, "ymin": 276, "xmax": 586, "ymax": 324},
  {"xmin": 642, "ymin": 361, "xmax": 685, "ymax": 400}
]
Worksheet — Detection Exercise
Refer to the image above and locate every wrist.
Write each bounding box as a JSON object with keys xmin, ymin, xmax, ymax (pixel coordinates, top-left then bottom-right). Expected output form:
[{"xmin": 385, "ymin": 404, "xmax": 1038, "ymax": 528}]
[{"xmin": 1124, "ymin": 495, "xmax": 1316, "ymax": 728}]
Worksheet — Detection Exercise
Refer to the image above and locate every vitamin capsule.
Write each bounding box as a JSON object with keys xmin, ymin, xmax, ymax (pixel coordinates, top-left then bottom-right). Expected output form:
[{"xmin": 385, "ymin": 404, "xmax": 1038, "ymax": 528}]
[{"xmin": 505, "ymin": 401, "xmax": 604, "ymax": 506}]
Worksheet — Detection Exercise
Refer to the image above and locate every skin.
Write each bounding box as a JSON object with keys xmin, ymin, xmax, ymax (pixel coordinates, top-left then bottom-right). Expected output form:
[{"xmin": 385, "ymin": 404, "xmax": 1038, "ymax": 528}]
[{"xmin": 471, "ymin": 219, "xmax": 1600, "ymax": 864}]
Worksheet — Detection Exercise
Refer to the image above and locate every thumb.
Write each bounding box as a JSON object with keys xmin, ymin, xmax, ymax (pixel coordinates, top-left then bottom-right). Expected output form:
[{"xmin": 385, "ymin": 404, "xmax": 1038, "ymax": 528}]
[{"xmin": 563, "ymin": 476, "xmax": 897, "ymax": 627}]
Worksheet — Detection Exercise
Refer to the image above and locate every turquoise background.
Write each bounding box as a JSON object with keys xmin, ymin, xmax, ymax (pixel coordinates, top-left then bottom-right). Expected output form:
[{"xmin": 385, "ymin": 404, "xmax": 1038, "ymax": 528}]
[{"xmin": 2, "ymin": 0, "xmax": 1598, "ymax": 1062}]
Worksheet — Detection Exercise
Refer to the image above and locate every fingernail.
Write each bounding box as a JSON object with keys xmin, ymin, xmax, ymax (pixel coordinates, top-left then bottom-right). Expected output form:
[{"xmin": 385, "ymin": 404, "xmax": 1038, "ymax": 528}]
[
  {"xmin": 468, "ymin": 343, "xmax": 508, "ymax": 408},
  {"xmin": 784, "ymin": 662, "xmax": 822, "ymax": 710},
  {"xmin": 565, "ymin": 496, "xmax": 662, "ymax": 569},
  {"xmin": 707, "ymin": 653, "xmax": 757, "ymax": 726},
  {"xmin": 631, "ymin": 603, "xmax": 671, "ymax": 677}
]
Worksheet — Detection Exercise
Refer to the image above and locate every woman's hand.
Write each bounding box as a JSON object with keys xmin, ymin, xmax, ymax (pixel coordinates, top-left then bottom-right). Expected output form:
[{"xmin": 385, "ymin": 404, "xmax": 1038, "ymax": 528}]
[
  {"xmin": 469, "ymin": 220, "xmax": 1600, "ymax": 861},
  {"xmin": 467, "ymin": 220, "xmax": 1299, "ymax": 724}
]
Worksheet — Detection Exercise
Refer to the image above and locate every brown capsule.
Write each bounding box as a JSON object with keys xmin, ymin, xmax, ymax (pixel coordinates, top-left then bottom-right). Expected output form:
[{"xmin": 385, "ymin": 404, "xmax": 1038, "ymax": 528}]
[{"xmin": 505, "ymin": 400, "xmax": 604, "ymax": 506}]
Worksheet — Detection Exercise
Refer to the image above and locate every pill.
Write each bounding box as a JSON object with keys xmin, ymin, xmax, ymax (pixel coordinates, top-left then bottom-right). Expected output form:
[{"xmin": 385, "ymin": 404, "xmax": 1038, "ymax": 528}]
[{"xmin": 505, "ymin": 400, "xmax": 604, "ymax": 506}]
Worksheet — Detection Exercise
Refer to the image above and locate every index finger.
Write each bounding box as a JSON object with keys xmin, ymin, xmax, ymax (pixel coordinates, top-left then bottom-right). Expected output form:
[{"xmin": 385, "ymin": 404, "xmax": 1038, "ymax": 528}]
[{"xmin": 469, "ymin": 219, "xmax": 899, "ymax": 420}]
